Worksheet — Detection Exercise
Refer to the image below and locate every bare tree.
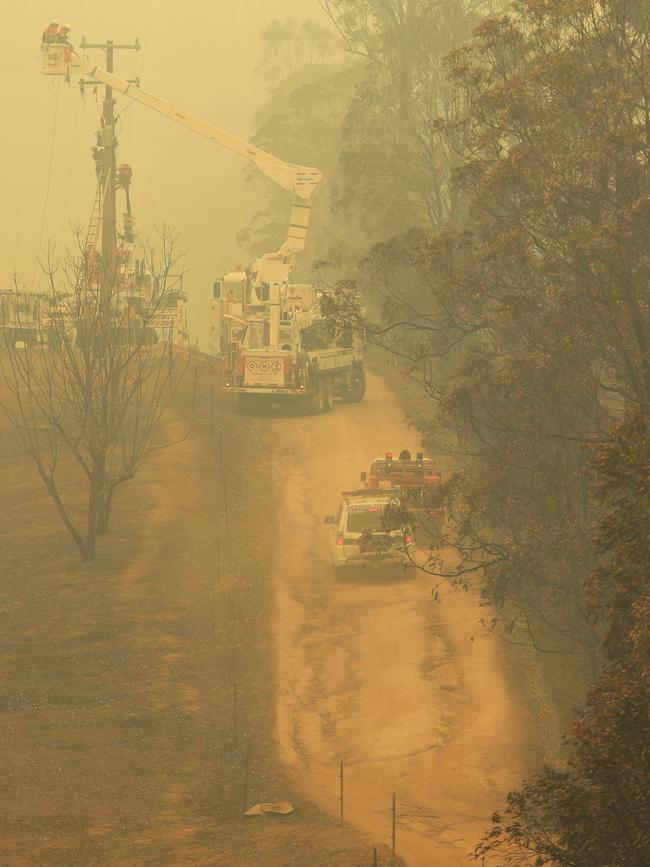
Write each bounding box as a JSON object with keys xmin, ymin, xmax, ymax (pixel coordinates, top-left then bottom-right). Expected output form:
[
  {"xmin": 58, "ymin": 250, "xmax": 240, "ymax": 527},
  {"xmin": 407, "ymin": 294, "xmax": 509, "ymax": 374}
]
[{"xmin": 0, "ymin": 228, "xmax": 188, "ymax": 561}]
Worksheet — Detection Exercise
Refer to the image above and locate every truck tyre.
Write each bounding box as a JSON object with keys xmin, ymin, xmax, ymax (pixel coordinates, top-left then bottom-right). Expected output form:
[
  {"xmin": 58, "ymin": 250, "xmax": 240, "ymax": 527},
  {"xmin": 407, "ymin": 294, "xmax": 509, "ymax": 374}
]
[
  {"xmin": 308, "ymin": 379, "xmax": 326, "ymax": 414},
  {"xmin": 342, "ymin": 367, "xmax": 366, "ymax": 403}
]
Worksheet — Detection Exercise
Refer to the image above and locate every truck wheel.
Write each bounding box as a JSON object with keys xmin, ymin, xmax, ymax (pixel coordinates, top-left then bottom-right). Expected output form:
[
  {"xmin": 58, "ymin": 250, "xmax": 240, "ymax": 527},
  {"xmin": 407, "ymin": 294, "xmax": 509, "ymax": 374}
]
[
  {"xmin": 308, "ymin": 379, "xmax": 329, "ymax": 414},
  {"xmin": 342, "ymin": 369, "xmax": 366, "ymax": 403}
]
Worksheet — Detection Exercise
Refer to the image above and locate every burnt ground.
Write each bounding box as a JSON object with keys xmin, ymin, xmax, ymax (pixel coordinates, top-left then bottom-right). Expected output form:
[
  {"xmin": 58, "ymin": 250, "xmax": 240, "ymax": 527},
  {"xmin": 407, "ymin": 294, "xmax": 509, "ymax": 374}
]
[{"xmin": 0, "ymin": 353, "xmax": 396, "ymax": 867}]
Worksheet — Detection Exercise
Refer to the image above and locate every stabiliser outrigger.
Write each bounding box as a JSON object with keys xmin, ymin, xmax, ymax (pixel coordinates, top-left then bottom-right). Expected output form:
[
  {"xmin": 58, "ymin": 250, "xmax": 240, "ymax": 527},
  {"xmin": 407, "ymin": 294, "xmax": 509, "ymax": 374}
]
[{"xmin": 42, "ymin": 36, "xmax": 366, "ymax": 414}]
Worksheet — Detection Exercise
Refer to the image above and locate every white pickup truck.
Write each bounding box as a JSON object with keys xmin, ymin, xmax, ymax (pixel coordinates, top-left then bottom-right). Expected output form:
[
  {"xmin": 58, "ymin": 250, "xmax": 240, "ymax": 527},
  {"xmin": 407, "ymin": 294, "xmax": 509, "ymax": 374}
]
[{"xmin": 324, "ymin": 489, "xmax": 415, "ymax": 578}]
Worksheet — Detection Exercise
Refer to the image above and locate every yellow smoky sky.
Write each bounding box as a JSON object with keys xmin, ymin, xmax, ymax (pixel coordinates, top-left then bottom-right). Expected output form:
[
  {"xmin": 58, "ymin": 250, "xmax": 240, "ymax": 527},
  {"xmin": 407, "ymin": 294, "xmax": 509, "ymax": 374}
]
[{"xmin": 1, "ymin": 0, "xmax": 329, "ymax": 347}]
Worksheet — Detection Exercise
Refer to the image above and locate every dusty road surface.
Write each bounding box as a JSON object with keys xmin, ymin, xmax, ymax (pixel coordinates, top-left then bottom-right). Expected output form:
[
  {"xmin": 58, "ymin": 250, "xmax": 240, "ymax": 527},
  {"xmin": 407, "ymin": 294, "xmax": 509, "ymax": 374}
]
[{"xmin": 264, "ymin": 369, "xmax": 528, "ymax": 866}]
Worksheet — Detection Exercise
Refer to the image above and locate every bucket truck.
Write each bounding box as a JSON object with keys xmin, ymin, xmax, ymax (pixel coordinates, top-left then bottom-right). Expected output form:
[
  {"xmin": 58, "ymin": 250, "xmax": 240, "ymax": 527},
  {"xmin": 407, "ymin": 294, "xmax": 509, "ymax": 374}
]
[{"xmin": 41, "ymin": 37, "xmax": 365, "ymax": 414}]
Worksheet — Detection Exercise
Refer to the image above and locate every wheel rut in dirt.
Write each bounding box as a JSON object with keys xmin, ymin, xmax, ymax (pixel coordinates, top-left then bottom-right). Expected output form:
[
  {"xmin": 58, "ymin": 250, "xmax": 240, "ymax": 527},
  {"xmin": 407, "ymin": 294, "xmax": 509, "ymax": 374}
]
[{"xmin": 265, "ymin": 368, "xmax": 528, "ymax": 867}]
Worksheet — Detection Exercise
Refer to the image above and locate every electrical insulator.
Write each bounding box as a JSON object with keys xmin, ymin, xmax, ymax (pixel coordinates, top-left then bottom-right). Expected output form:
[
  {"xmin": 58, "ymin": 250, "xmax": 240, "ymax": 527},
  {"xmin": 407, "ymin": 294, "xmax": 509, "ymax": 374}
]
[{"xmin": 116, "ymin": 164, "xmax": 133, "ymax": 189}]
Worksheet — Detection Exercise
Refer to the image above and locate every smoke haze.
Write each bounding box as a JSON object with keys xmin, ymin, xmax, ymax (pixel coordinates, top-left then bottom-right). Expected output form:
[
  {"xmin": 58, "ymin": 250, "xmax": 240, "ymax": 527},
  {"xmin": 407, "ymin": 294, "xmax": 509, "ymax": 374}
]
[{"xmin": 1, "ymin": 1, "xmax": 327, "ymax": 346}]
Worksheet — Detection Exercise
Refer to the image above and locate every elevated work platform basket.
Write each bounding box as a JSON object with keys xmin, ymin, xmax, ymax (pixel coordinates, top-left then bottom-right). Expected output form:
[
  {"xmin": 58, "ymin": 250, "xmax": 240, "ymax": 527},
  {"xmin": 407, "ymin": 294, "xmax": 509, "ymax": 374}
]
[{"xmin": 41, "ymin": 43, "xmax": 75, "ymax": 75}]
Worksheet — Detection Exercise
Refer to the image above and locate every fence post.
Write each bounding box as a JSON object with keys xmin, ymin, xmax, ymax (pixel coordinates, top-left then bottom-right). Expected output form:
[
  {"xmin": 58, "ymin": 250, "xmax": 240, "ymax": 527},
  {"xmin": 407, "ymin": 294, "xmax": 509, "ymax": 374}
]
[
  {"xmin": 211, "ymin": 591, "xmax": 216, "ymax": 650},
  {"xmin": 242, "ymin": 744, "xmax": 251, "ymax": 815},
  {"xmin": 232, "ymin": 680, "xmax": 238, "ymax": 747},
  {"xmin": 191, "ymin": 364, "xmax": 198, "ymax": 414},
  {"xmin": 219, "ymin": 428, "xmax": 229, "ymax": 532},
  {"xmin": 168, "ymin": 335, "xmax": 173, "ymax": 391},
  {"xmin": 391, "ymin": 793, "xmax": 396, "ymax": 857},
  {"xmin": 215, "ymin": 528, "xmax": 221, "ymax": 584},
  {"xmin": 211, "ymin": 531, "xmax": 221, "ymax": 650},
  {"xmin": 339, "ymin": 761, "xmax": 344, "ymax": 831}
]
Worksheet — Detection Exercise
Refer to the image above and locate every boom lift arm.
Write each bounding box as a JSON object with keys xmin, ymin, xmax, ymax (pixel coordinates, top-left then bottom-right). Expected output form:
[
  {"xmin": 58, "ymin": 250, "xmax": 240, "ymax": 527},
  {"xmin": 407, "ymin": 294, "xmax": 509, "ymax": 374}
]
[{"xmin": 42, "ymin": 42, "xmax": 323, "ymax": 285}]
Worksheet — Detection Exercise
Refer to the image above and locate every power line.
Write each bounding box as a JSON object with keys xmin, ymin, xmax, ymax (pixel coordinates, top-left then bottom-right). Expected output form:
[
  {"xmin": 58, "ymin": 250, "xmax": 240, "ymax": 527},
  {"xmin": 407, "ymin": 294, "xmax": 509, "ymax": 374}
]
[
  {"xmin": 0, "ymin": 54, "xmax": 40, "ymax": 66},
  {"xmin": 61, "ymin": 95, "xmax": 82, "ymax": 227},
  {"xmin": 32, "ymin": 79, "xmax": 61, "ymax": 289},
  {"xmin": 0, "ymin": 61, "xmax": 40, "ymax": 73}
]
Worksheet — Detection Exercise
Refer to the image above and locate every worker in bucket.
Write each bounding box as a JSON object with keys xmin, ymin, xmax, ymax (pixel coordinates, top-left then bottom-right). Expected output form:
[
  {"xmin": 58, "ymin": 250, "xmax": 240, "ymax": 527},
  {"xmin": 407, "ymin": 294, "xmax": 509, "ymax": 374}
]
[
  {"xmin": 56, "ymin": 24, "xmax": 72, "ymax": 44},
  {"xmin": 42, "ymin": 21, "xmax": 59, "ymax": 43}
]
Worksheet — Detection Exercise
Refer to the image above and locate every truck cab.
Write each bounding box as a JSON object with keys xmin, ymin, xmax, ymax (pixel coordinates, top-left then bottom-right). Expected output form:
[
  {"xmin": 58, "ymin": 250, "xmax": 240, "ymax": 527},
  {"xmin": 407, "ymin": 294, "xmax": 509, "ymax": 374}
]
[
  {"xmin": 223, "ymin": 284, "xmax": 365, "ymax": 414},
  {"xmin": 364, "ymin": 451, "xmax": 441, "ymax": 490}
]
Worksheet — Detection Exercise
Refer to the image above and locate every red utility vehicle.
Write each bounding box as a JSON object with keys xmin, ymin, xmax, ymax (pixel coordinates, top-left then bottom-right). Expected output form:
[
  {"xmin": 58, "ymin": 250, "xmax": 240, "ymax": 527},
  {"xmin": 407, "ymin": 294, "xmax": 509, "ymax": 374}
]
[{"xmin": 361, "ymin": 450, "xmax": 445, "ymax": 535}]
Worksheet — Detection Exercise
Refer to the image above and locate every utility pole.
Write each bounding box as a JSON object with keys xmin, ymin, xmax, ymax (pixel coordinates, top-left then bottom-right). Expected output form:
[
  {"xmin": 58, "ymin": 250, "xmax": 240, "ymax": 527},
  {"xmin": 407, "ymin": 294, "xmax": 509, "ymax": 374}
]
[{"xmin": 79, "ymin": 36, "xmax": 139, "ymax": 302}]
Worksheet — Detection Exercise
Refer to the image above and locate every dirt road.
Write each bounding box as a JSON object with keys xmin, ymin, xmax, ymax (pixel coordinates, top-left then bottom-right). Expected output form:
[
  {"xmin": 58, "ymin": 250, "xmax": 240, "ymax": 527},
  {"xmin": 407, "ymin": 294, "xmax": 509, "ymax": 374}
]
[{"xmin": 266, "ymin": 369, "xmax": 528, "ymax": 866}]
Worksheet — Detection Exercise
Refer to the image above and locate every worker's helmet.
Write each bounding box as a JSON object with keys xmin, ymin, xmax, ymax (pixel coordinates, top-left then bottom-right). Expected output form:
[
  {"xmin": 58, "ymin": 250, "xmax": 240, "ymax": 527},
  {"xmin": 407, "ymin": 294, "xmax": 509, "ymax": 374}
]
[{"xmin": 49, "ymin": 20, "xmax": 59, "ymax": 25}]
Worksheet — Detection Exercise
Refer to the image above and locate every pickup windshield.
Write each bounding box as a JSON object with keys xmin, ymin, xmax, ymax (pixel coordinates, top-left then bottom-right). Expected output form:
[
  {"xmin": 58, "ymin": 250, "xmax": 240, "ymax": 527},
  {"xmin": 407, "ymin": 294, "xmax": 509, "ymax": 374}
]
[{"xmin": 346, "ymin": 506, "xmax": 398, "ymax": 534}]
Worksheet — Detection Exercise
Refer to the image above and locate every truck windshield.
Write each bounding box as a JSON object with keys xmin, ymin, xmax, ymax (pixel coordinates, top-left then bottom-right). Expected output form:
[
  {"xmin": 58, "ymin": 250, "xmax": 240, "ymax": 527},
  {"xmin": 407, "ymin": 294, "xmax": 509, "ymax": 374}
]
[
  {"xmin": 346, "ymin": 506, "xmax": 396, "ymax": 534},
  {"xmin": 244, "ymin": 320, "xmax": 268, "ymax": 349},
  {"xmin": 371, "ymin": 464, "xmax": 433, "ymax": 480}
]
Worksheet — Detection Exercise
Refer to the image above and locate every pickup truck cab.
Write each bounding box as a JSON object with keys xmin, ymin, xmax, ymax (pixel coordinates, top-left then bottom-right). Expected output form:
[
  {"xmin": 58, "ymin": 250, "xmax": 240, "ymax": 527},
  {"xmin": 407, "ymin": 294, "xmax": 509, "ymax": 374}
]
[{"xmin": 324, "ymin": 490, "xmax": 414, "ymax": 578}]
